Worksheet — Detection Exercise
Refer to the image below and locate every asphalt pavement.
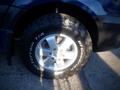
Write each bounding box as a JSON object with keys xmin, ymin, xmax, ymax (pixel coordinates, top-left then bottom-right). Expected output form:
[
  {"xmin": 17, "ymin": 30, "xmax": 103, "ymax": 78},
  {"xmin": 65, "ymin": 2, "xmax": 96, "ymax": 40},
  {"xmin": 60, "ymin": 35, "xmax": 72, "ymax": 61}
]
[{"xmin": 0, "ymin": 48, "xmax": 120, "ymax": 90}]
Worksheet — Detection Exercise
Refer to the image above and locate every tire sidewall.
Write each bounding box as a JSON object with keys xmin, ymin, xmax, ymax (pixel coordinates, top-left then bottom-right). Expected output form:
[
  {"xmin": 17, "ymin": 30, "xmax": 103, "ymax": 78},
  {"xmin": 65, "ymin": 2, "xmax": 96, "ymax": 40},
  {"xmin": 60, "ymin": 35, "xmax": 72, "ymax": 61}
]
[{"xmin": 22, "ymin": 13, "xmax": 92, "ymax": 78}]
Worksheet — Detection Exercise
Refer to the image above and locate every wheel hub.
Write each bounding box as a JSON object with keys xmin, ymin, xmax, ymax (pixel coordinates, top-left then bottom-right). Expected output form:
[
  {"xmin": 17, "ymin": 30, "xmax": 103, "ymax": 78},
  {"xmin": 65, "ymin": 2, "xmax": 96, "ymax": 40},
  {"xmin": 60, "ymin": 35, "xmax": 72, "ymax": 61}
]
[{"xmin": 35, "ymin": 33, "xmax": 78, "ymax": 71}]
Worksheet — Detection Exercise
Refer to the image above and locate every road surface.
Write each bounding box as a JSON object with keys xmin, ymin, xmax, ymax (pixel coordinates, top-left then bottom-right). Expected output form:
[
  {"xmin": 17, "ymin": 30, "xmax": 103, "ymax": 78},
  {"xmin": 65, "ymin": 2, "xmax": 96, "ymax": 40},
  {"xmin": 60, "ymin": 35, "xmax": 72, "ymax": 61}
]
[{"xmin": 0, "ymin": 48, "xmax": 120, "ymax": 90}]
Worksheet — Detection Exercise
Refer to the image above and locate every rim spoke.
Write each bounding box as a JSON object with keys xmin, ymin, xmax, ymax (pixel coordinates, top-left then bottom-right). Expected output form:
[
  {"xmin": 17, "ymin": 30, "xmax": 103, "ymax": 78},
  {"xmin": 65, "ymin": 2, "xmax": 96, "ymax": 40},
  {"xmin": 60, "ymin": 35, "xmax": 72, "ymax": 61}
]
[
  {"xmin": 46, "ymin": 36, "xmax": 57, "ymax": 50},
  {"xmin": 62, "ymin": 51, "xmax": 76, "ymax": 60},
  {"xmin": 44, "ymin": 57, "xmax": 53, "ymax": 68},
  {"xmin": 60, "ymin": 37, "xmax": 73, "ymax": 50},
  {"xmin": 56, "ymin": 59, "xmax": 65, "ymax": 67},
  {"xmin": 36, "ymin": 45, "xmax": 51, "ymax": 57},
  {"xmin": 40, "ymin": 57, "xmax": 51, "ymax": 67},
  {"xmin": 41, "ymin": 48, "xmax": 51, "ymax": 57}
]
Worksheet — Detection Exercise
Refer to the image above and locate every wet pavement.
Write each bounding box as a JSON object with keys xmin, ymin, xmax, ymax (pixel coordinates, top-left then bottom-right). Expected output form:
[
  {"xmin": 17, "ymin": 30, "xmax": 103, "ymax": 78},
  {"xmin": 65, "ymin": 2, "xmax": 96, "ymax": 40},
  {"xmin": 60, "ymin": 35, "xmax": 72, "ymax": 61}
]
[{"xmin": 0, "ymin": 48, "xmax": 120, "ymax": 90}]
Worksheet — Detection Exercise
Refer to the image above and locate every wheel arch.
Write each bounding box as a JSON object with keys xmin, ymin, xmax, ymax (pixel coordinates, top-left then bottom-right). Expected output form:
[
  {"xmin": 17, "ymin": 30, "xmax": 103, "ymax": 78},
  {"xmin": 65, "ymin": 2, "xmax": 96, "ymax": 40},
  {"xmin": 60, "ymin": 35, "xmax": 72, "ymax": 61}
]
[{"xmin": 12, "ymin": 2, "xmax": 100, "ymax": 51}]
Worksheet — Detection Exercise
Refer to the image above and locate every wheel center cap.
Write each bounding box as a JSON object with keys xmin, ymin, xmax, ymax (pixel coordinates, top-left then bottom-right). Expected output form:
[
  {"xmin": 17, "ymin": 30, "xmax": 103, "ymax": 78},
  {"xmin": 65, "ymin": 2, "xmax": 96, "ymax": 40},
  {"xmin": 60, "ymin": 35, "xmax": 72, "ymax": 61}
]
[{"xmin": 51, "ymin": 49, "xmax": 64, "ymax": 59}]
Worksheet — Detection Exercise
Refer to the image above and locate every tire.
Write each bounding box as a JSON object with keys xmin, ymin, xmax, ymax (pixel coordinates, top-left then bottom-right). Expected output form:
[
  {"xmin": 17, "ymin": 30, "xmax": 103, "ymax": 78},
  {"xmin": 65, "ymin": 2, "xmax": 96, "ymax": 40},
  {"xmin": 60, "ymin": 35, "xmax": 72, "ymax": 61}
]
[{"xmin": 22, "ymin": 13, "xmax": 92, "ymax": 79}]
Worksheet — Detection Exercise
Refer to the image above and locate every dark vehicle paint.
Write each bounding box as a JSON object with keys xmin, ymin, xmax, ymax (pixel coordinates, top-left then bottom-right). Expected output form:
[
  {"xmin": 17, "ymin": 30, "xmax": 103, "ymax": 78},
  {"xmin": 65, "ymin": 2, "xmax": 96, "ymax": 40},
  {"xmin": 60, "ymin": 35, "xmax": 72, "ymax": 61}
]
[
  {"xmin": 0, "ymin": 0, "xmax": 15, "ymax": 53},
  {"xmin": 0, "ymin": 0, "xmax": 120, "ymax": 53}
]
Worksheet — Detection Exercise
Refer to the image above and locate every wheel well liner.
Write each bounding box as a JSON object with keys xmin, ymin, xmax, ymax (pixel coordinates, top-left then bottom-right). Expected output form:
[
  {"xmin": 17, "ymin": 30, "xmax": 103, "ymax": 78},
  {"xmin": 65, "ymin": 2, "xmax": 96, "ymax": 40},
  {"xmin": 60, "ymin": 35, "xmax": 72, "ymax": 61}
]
[{"xmin": 13, "ymin": 3, "xmax": 99, "ymax": 50}]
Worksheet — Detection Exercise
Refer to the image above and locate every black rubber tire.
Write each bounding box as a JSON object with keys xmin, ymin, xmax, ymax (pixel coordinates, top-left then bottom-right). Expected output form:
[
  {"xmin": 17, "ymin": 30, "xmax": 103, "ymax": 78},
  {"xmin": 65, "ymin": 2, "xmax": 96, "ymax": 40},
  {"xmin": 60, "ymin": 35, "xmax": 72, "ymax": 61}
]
[{"xmin": 22, "ymin": 13, "xmax": 92, "ymax": 79}]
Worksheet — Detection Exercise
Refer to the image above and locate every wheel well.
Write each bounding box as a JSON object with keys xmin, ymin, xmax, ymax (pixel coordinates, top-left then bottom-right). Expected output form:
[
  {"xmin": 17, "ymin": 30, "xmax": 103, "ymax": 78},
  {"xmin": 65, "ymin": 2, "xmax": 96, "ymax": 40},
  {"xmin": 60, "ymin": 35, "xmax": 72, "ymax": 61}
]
[{"xmin": 13, "ymin": 3, "xmax": 98, "ymax": 50}]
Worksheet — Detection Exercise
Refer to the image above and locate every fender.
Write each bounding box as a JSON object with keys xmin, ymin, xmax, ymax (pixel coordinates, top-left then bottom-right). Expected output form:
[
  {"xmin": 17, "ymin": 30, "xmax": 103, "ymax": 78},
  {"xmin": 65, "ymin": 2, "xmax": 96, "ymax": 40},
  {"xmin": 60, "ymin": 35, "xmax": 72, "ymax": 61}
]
[
  {"xmin": 4, "ymin": 0, "xmax": 106, "ymax": 28},
  {"xmin": 2, "ymin": 0, "xmax": 106, "ymax": 52},
  {"xmin": 12, "ymin": 0, "xmax": 106, "ymax": 15}
]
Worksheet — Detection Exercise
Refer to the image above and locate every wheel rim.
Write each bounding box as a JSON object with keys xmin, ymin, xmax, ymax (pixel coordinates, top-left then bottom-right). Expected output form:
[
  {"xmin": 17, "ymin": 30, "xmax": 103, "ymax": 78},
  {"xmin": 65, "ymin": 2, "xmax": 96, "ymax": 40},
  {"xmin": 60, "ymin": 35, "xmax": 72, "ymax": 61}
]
[{"xmin": 35, "ymin": 33, "xmax": 79, "ymax": 71}]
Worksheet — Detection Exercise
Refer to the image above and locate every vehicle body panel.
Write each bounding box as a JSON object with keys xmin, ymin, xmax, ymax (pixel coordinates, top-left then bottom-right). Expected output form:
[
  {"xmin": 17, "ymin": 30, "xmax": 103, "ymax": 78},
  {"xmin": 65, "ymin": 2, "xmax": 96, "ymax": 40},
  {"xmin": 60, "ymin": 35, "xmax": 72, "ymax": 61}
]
[
  {"xmin": 3, "ymin": 0, "xmax": 106, "ymax": 28},
  {"xmin": 0, "ymin": 0, "xmax": 15, "ymax": 26},
  {"xmin": 12, "ymin": 0, "xmax": 107, "ymax": 15},
  {"xmin": 0, "ymin": 0, "xmax": 15, "ymax": 53},
  {"xmin": 0, "ymin": 0, "xmax": 120, "ymax": 53}
]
